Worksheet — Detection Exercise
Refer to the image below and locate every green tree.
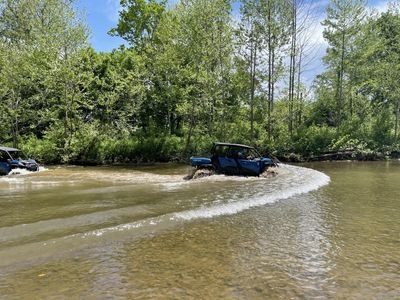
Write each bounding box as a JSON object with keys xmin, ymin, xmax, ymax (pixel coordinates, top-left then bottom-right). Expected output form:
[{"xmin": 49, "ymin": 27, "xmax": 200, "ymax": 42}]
[
  {"xmin": 261, "ymin": 0, "xmax": 290, "ymax": 140},
  {"xmin": 151, "ymin": 0, "xmax": 234, "ymax": 152},
  {"xmin": 322, "ymin": 0, "xmax": 366, "ymax": 128},
  {"xmin": 109, "ymin": 0, "xmax": 166, "ymax": 48},
  {"xmin": 0, "ymin": 0, "xmax": 87, "ymax": 151},
  {"xmin": 238, "ymin": 0, "xmax": 266, "ymax": 142},
  {"xmin": 355, "ymin": 5, "xmax": 400, "ymax": 144}
]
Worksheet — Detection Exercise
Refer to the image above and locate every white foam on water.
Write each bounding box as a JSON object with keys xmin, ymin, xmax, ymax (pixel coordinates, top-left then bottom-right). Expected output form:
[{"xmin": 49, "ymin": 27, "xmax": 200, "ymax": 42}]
[
  {"xmin": 0, "ymin": 167, "xmax": 48, "ymax": 190},
  {"xmin": 84, "ymin": 221, "xmax": 147, "ymax": 237},
  {"xmin": 160, "ymin": 170, "xmax": 274, "ymax": 191},
  {"xmin": 174, "ymin": 164, "xmax": 330, "ymax": 220},
  {"xmin": 2, "ymin": 166, "xmax": 48, "ymax": 177}
]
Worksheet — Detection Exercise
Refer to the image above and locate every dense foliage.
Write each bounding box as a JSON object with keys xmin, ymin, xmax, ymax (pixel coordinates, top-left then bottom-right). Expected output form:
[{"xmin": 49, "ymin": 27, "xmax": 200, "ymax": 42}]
[{"xmin": 1, "ymin": 0, "xmax": 399, "ymax": 164}]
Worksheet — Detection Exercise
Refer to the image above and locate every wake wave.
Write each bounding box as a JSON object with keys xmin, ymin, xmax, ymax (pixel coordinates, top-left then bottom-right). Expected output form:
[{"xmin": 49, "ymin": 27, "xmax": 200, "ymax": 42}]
[
  {"xmin": 83, "ymin": 165, "xmax": 330, "ymax": 236},
  {"xmin": 0, "ymin": 164, "xmax": 330, "ymax": 268},
  {"xmin": 174, "ymin": 164, "xmax": 330, "ymax": 220}
]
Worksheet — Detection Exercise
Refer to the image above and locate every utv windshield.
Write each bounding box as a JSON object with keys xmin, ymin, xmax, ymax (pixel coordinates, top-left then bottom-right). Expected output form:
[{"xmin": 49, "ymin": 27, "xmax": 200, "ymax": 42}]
[
  {"xmin": 214, "ymin": 145, "xmax": 260, "ymax": 160},
  {"xmin": 7, "ymin": 150, "xmax": 28, "ymax": 161},
  {"xmin": 235, "ymin": 147, "xmax": 260, "ymax": 160}
]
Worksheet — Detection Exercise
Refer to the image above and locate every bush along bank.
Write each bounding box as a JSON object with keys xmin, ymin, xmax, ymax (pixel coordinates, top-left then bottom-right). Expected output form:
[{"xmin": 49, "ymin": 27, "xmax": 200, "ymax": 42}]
[
  {"xmin": 19, "ymin": 132, "xmax": 213, "ymax": 165},
  {"xmin": 274, "ymin": 140, "xmax": 400, "ymax": 162},
  {"xmin": 13, "ymin": 129, "xmax": 400, "ymax": 166}
]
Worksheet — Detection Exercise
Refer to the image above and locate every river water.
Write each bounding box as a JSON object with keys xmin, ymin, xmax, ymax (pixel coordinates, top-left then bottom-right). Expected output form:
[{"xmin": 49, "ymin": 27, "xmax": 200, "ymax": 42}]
[{"xmin": 0, "ymin": 162, "xmax": 399, "ymax": 299}]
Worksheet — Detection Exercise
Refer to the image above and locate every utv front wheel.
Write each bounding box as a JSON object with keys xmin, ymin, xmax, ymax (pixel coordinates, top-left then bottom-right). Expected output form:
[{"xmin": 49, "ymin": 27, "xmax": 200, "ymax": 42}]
[{"xmin": 184, "ymin": 166, "xmax": 215, "ymax": 180}]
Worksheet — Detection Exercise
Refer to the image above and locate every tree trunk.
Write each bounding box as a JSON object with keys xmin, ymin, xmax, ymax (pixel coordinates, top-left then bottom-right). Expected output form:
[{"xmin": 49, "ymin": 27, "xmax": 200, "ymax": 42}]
[
  {"xmin": 349, "ymin": 94, "xmax": 353, "ymax": 117},
  {"xmin": 335, "ymin": 69, "xmax": 341, "ymax": 128},
  {"xmin": 267, "ymin": 1, "xmax": 273, "ymax": 140},
  {"xmin": 288, "ymin": 0, "xmax": 297, "ymax": 139},
  {"xmin": 250, "ymin": 28, "xmax": 257, "ymax": 142},
  {"xmin": 337, "ymin": 30, "xmax": 346, "ymax": 128},
  {"xmin": 208, "ymin": 30, "xmax": 216, "ymax": 136},
  {"xmin": 184, "ymin": 97, "xmax": 197, "ymax": 156},
  {"xmin": 271, "ymin": 50, "xmax": 275, "ymax": 113},
  {"xmin": 296, "ymin": 48, "xmax": 302, "ymax": 127},
  {"xmin": 395, "ymin": 100, "xmax": 400, "ymax": 143},
  {"xmin": 11, "ymin": 93, "xmax": 19, "ymax": 148},
  {"xmin": 64, "ymin": 82, "xmax": 69, "ymax": 146},
  {"xmin": 12, "ymin": 116, "xmax": 19, "ymax": 149}
]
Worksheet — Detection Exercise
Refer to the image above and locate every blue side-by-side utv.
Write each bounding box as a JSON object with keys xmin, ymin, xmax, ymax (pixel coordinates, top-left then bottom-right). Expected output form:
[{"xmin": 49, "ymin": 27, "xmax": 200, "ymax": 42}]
[{"xmin": 0, "ymin": 146, "xmax": 39, "ymax": 176}]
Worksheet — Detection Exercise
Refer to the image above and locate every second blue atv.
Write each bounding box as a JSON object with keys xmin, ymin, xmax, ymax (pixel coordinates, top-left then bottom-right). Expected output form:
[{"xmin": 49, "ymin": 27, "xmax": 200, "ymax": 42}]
[{"xmin": 0, "ymin": 146, "xmax": 39, "ymax": 176}]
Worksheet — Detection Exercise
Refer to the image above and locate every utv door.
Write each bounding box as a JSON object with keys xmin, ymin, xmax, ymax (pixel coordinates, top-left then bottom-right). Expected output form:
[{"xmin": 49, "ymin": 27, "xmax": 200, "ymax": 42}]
[
  {"xmin": 237, "ymin": 159, "xmax": 261, "ymax": 176},
  {"xmin": 217, "ymin": 157, "xmax": 239, "ymax": 175},
  {"xmin": 236, "ymin": 148, "xmax": 262, "ymax": 176},
  {"xmin": 211, "ymin": 144, "xmax": 239, "ymax": 174}
]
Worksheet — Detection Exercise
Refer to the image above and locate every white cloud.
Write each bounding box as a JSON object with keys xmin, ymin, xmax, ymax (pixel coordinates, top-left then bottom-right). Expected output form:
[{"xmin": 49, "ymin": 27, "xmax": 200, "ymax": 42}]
[
  {"xmin": 309, "ymin": 0, "xmax": 330, "ymax": 12},
  {"xmin": 307, "ymin": 0, "xmax": 393, "ymax": 47},
  {"xmin": 308, "ymin": 16, "xmax": 327, "ymax": 47}
]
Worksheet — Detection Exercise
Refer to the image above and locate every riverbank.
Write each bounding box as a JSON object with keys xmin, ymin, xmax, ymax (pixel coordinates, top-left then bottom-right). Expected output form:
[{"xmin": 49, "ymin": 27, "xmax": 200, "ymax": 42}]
[
  {"xmin": 30, "ymin": 151, "xmax": 400, "ymax": 168},
  {"xmin": 7, "ymin": 135, "xmax": 400, "ymax": 166},
  {"xmin": 277, "ymin": 149, "xmax": 400, "ymax": 163}
]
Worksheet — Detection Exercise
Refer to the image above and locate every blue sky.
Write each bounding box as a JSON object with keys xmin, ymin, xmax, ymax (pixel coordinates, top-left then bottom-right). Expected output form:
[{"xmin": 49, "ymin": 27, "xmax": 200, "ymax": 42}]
[
  {"xmin": 76, "ymin": 0, "xmax": 389, "ymax": 53},
  {"xmin": 75, "ymin": 0, "xmax": 126, "ymax": 52},
  {"xmin": 75, "ymin": 0, "xmax": 242, "ymax": 52},
  {"xmin": 75, "ymin": 0, "xmax": 390, "ymax": 83}
]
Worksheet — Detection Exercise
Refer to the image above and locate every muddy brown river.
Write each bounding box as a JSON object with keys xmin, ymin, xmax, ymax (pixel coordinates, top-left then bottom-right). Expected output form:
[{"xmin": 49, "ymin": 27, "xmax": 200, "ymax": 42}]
[{"xmin": 0, "ymin": 162, "xmax": 399, "ymax": 299}]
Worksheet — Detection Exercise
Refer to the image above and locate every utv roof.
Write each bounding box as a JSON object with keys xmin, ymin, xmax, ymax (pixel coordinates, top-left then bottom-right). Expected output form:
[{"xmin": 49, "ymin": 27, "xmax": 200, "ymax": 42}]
[
  {"xmin": 213, "ymin": 142, "xmax": 255, "ymax": 149},
  {"xmin": 0, "ymin": 146, "xmax": 20, "ymax": 152}
]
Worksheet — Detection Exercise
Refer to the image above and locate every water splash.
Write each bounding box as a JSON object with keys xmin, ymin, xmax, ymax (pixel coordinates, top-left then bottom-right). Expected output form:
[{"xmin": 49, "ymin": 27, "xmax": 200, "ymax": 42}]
[{"xmin": 3, "ymin": 166, "xmax": 48, "ymax": 177}]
